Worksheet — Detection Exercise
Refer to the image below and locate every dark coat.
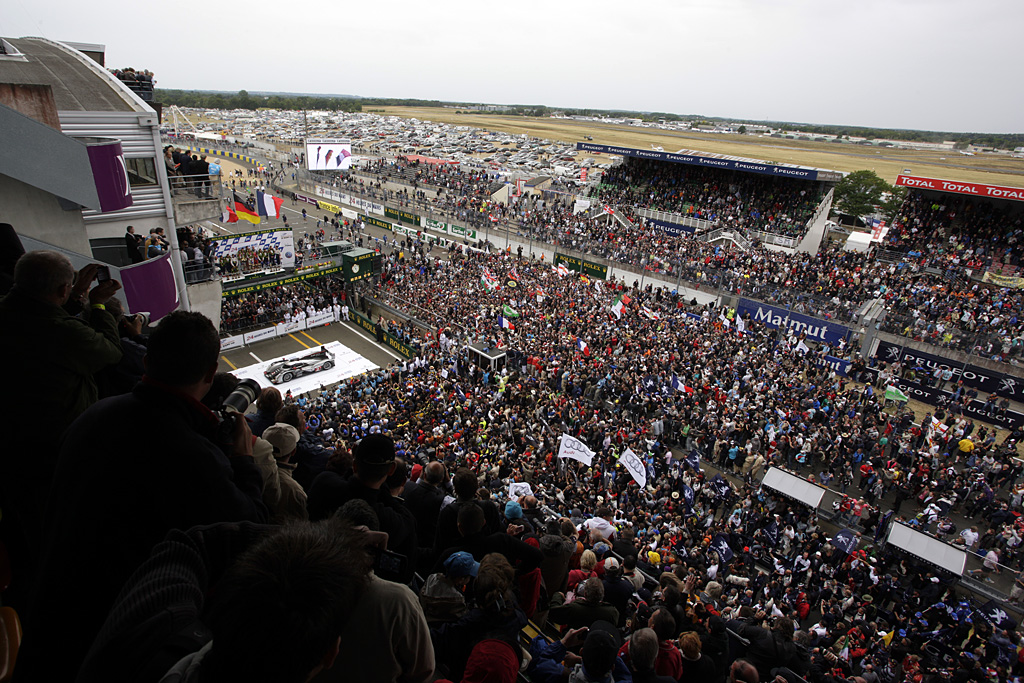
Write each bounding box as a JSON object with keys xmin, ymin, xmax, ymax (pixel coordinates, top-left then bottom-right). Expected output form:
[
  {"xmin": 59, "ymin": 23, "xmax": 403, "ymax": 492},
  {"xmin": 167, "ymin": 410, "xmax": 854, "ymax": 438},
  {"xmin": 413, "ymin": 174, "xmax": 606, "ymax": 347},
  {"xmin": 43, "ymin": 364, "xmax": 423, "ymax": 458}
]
[{"xmin": 15, "ymin": 379, "xmax": 267, "ymax": 683}]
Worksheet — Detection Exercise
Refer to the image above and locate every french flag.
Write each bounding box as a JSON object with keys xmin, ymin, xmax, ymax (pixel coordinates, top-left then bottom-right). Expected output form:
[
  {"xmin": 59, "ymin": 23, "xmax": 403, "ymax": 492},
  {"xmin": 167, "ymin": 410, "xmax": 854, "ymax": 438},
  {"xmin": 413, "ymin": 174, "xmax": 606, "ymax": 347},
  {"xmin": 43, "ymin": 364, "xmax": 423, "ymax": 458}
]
[
  {"xmin": 498, "ymin": 315, "xmax": 515, "ymax": 331},
  {"xmin": 577, "ymin": 338, "xmax": 589, "ymax": 356},
  {"xmin": 256, "ymin": 190, "xmax": 284, "ymax": 219}
]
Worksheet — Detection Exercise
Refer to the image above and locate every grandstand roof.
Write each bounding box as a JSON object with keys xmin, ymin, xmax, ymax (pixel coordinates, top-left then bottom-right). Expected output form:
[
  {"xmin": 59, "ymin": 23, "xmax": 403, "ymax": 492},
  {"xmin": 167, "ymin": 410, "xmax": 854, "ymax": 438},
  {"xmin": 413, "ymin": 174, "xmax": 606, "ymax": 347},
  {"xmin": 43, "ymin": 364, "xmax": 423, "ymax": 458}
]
[
  {"xmin": 0, "ymin": 37, "xmax": 149, "ymax": 113},
  {"xmin": 895, "ymin": 174, "xmax": 1024, "ymax": 202},
  {"xmin": 577, "ymin": 142, "xmax": 842, "ymax": 183}
]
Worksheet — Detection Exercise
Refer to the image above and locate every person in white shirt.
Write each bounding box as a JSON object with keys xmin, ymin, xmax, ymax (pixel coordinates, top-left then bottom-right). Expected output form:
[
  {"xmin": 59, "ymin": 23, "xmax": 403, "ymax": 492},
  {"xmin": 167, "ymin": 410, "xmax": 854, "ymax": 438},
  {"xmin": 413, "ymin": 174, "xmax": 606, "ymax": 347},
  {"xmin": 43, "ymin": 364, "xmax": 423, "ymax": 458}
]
[{"xmin": 960, "ymin": 526, "xmax": 979, "ymax": 549}]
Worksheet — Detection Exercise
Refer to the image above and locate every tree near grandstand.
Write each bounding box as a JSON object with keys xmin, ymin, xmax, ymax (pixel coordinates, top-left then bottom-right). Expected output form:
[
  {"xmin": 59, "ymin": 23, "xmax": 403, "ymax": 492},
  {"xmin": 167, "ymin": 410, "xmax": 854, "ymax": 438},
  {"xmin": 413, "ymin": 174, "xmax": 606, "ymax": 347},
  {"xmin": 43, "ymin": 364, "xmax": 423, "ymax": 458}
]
[
  {"xmin": 737, "ymin": 125, "xmax": 747, "ymax": 134},
  {"xmin": 880, "ymin": 185, "xmax": 908, "ymax": 221},
  {"xmin": 833, "ymin": 170, "xmax": 891, "ymax": 218}
]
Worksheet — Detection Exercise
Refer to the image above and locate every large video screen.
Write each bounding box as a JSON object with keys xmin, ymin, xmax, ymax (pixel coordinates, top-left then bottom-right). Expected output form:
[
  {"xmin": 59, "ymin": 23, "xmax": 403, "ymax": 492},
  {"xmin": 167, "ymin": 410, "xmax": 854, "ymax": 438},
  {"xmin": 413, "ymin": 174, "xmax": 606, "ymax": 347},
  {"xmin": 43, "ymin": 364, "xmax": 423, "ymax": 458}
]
[{"xmin": 306, "ymin": 138, "xmax": 352, "ymax": 171}]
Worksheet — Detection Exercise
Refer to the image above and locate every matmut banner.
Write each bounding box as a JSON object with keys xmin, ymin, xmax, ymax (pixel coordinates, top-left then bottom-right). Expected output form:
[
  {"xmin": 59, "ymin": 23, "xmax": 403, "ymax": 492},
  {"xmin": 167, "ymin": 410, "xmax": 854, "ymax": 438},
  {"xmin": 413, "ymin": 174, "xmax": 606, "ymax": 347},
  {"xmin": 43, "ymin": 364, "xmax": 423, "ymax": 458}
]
[
  {"xmin": 736, "ymin": 298, "xmax": 850, "ymax": 345},
  {"xmin": 895, "ymin": 175, "xmax": 1024, "ymax": 202},
  {"xmin": 576, "ymin": 143, "xmax": 842, "ymax": 182}
]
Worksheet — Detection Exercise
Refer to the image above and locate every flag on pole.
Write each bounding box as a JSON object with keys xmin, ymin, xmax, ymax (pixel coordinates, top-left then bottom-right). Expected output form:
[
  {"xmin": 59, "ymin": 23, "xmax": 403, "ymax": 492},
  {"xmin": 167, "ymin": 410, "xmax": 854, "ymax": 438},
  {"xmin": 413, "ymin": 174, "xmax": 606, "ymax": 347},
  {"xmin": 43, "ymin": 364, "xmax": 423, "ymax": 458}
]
[
  {"xmin": 671, "ymin": 375, "xmax": 695, "ymax": 394},
  {"xmin": 831, "ymin": 529, "xmax": 858, "ymax": 555},
  {"xmin": 619, "ymin": 448, "xmax": 647, "ymax": 487},
  {"xmin": 555, "ymin": 263, "xmax": 570, "ymax": 277},
  {"xmin": 233, "ymin": 192, "xmax": 260, "ymax": 225},
  {"xmin": 641, "ymin": 305, "xmax": 661, "ymax": 320},
  {"xmin": 711, "ymin": 534, "xmax": 734, "ymax": 562},
  {"xmin": 685, "ymin": 450, "xmax": 700, "ymax": 471},
  {"xmin": 796, "ymin": 340, "xmax": 810, "ymax": 355},
  {"xmin": 577, "ymin": 338, "xmax": 589, "ymax": 356},
  {"xmin": 255, "ymin": 190, "xmax": 284, "ymax": 218},
  {"xmin": 502, "ymin": 304, "xmax": 519, "ymax": 318},
  {"xmin": 557, "ymin": 434, "xmax": 595, "ymax": 466},
  {"xmin": 710, "ymin": 474, "xmax": 731, "ymax": 499},
  {"xmin": 222, "ymin": 205, "xmax": 238, "ymax": 223},
  {"xmin": 885, "ymin": 385, "xmax": 910, "ymax": 403},
  {"xmin": 764, "ymin": 520, "xmax": 780, "ymax": 546},
  {"xmin": 611, "ymin": 294, "xmax": 631, "ymax": 319},
  {"xmin": 497, "ymin": 315, "xmax": 515, "ymax": 331},
  {"xmin": 680, "ymin": 482, "xmax": 694, "ymax": 510}
]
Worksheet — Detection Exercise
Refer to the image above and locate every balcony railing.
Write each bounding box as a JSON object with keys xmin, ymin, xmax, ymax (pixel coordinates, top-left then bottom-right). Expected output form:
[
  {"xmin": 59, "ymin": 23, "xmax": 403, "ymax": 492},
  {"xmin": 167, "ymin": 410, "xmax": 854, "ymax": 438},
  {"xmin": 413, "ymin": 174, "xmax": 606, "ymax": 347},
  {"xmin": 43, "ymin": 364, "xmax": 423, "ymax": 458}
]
[{"xmin": 168, "ymin": 174, "xmax": 225, "ymax": 225}]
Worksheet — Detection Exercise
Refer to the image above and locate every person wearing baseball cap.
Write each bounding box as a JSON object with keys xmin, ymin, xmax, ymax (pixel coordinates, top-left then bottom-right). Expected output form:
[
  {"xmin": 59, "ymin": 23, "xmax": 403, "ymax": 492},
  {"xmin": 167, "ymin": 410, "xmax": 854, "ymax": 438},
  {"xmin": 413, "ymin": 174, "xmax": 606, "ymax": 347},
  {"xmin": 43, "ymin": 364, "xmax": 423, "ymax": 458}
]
[
  {"xmin": 420, "ymin": 551, "xmax": 479, "ymax": 624},
  {"xmin": 256, "ymin": 423, "xmax": 307, "ymax": 523},
  {"xmin": 307, "ymin": 433, "xmax": 417, "ymax": 583}
]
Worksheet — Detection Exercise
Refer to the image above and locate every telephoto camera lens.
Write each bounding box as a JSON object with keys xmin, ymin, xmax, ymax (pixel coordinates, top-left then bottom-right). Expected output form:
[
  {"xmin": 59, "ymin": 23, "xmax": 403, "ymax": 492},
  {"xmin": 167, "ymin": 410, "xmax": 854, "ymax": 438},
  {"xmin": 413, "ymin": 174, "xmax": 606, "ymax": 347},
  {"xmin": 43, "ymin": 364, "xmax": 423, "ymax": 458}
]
[{"xmin": 221, "ymin": 378, "xmax": 261, "ymax": 415}]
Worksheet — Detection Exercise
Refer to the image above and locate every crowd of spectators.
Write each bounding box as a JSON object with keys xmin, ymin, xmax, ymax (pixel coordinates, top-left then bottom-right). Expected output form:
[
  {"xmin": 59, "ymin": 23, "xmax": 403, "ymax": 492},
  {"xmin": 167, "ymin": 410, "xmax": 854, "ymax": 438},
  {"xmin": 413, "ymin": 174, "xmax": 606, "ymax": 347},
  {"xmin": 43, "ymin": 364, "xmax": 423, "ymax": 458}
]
[
  {"xmin": 219, "ymin": 275, "xmax": 347, "ymax": 333},
  {"xmin": 110, "ymin": 66, "xmax": 154, "ymax": 101},
  {"xmin": 593, "ymin": 159, "xmax": 827, "ymax": 241},
  {"xmin": 306, "ymin": 160, "xmax": 1024, "ymax": 366},
  {"xmin": 163, "ymin": 145, "xmax": 218, "ymax": 197},
  {"xmin": 883, "ymin": 190, "xmax": 1024, "ymax": 273},
  {"xmin": 4, "ymin": 241, "xmax": 1024, "ymax": 683},
  {"xmin": 217, "ymin": 245, "xmax": 283, "ymax": 276}
]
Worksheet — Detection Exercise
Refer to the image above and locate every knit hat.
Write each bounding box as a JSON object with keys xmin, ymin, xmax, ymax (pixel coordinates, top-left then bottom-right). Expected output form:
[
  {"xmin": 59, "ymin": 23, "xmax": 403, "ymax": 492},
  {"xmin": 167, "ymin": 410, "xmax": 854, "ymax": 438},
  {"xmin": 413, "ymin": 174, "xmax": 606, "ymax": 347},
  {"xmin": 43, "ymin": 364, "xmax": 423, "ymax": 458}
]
[
  {"xmin": 504, "ymin": 500, "xmax": 524, "ymax": 520},
  {"xmin": 581, "ymin": 620, "xmax": 622, "ymax": 678},
  {"xmin": 461, "ymin": 638, "xmax": 519, "ymax": 683}
]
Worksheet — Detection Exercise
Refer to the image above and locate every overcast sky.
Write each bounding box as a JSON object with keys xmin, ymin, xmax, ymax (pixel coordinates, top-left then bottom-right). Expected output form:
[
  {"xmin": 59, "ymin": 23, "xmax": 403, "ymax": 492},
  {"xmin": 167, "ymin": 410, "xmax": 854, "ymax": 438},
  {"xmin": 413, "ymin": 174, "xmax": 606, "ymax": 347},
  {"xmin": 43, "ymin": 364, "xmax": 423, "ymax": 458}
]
[{"xmin": 3, "ymin": 0, "xmax": 1021, "ymax": 133}]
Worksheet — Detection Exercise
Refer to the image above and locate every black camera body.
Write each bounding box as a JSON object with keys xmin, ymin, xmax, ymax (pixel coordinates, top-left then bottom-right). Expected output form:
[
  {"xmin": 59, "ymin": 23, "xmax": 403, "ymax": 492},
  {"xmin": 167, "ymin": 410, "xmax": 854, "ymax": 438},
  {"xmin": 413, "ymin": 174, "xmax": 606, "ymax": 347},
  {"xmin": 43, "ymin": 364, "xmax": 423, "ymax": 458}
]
[{"xmin": 214, "ymin": 378, "xmax": 261, "ymax": 448}]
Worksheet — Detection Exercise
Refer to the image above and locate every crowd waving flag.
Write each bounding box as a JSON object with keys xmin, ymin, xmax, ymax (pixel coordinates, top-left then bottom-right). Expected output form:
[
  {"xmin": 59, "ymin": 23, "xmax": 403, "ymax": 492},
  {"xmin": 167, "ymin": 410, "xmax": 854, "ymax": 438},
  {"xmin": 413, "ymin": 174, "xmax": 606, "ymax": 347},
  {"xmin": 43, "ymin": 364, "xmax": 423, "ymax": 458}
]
[
  {"xmin": 557, "ymin": 434, "xmax": 595, "ymax": 466},
  {"xmin": 832, "ymin": 529, "xmax": 859, "ymax": 555},
  {"xmin": 685, "ymin": 450, "xmax": 700, "ymax": 471},
  {"xmin": 671, "ymin": 375, "xmax": 695, "ymax": 395},
  {"xmin": 256, "ymin": 190, "xmax": 284, "ymax": 219},
  {"xmin": 577, "ymin": 338, "xmax": 589, "ymax": 356},
  {"xmin": 497, "ymin": 315, "xmax": 515, "ymax": 331},
  {"xmin": 711, "ymin": 533, "xmax": 734, "ymax": 562},
  {"xmin": 611, "ymin": 294, "xmax": 631, "ymax": 319},
  {"xmin": 680, "ymin": 482, "xmax": 695, "ymax": 510},
  {"xmin": 764, "ymin": 519, "xmax": 780, "ymax": 546},
  {"xmin": 619, "ymin": 447, "xmax": 647, "ymax": 487}
]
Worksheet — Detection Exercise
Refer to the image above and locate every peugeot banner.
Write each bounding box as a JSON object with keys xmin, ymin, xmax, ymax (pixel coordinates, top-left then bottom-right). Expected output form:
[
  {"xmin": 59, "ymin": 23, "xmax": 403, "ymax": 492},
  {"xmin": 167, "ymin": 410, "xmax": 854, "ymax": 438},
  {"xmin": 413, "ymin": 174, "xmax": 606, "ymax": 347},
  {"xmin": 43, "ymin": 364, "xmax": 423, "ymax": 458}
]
[{"xmin": 875, "ymin": 340, "xmax": 1023, "ymax": 400}]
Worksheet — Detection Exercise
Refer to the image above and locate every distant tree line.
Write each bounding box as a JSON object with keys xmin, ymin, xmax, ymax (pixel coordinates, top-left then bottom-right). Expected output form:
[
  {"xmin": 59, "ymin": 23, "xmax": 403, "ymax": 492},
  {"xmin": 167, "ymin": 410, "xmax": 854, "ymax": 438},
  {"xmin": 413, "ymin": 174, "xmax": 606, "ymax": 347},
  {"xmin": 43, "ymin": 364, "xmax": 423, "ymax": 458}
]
[
  {"xmin": 155, "ymin": 90, "xmax": 450, "ymax": 112},
  {"xmin": 753, "ymin": 123, "xmax": 1024, "ymax": 150}
]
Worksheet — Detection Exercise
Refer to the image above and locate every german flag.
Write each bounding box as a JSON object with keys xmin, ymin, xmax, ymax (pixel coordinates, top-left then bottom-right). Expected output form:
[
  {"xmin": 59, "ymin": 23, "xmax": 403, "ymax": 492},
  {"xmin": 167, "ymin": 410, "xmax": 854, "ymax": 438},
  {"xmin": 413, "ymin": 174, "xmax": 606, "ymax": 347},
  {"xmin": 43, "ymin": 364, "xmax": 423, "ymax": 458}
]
[{"xmin": 233, "ymin": 192, "xmax": 260, "ymax": 225}]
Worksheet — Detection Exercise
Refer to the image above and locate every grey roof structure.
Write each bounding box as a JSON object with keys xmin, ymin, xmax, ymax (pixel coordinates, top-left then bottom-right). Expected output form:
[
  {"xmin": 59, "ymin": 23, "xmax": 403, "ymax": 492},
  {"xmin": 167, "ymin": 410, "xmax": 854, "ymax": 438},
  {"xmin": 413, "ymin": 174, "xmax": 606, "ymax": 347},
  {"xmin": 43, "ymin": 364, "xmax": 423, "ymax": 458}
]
[{"xmin": 1, "ymin": 37, "xmax": 146, "ymax": 113}]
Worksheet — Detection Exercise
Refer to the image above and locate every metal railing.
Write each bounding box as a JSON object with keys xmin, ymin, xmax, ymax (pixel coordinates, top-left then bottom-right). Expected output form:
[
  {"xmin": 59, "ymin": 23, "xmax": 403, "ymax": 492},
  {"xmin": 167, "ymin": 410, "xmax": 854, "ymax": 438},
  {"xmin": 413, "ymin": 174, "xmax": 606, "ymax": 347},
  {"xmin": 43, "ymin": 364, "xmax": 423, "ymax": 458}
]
[{"xmin": 168, "ymin": 173, "xmax": 224, "ymax": 200}]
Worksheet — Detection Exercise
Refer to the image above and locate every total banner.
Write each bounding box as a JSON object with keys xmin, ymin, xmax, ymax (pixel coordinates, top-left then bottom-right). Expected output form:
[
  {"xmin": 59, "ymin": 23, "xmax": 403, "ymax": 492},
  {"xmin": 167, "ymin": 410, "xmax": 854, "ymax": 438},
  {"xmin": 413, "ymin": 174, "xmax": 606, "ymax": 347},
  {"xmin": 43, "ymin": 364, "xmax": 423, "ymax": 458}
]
[
  {"xmin": 875, "ymin": 339, "xmax": 1023, "ymax": 400},
  {"xmin": 895, "ymin": 175, "xmax": 1024, "ymax": 202},
  {"xmin": 736, "ymin": 298, "xmax": 850, "ymax": 346},
  {"xmin": 864, "ymin": 368, "xmax": 1024, "ymax": 430}
]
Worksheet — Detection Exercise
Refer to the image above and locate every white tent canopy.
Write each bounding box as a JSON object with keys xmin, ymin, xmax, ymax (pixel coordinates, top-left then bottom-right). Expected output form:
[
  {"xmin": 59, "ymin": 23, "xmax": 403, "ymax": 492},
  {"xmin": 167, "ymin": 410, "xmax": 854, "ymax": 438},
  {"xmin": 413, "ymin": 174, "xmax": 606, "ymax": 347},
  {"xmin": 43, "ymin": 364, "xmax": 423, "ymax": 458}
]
[
  {"xmin": 887, "ymin": 522, "xmax": 967, "ymax": 575},
  {"xmin": 760, "ymin": 467, "xmax": 826, "ymax": 509}
]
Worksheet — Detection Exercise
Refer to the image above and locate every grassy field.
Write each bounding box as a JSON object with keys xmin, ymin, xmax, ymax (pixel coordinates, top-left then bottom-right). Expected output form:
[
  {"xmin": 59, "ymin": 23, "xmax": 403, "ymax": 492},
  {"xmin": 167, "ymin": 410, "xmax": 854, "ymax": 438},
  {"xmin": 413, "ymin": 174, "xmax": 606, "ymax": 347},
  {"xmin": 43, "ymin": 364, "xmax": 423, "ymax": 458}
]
[{"xmin": 375, "ymin": 107, "xmax": 1024, "ymax": 186}]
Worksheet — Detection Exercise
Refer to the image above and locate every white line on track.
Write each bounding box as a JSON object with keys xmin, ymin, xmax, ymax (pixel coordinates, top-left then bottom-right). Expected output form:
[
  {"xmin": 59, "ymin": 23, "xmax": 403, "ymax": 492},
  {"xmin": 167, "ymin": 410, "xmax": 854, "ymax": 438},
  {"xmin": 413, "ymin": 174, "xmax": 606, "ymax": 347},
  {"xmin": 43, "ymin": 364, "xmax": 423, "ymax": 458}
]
[
  {"xmin": 249, "ymin": 352, "xmax": 263, "ymax": 363},
  {"xmin": 340, "ymin": 321, "xmax": 404, "ymax": 361}
]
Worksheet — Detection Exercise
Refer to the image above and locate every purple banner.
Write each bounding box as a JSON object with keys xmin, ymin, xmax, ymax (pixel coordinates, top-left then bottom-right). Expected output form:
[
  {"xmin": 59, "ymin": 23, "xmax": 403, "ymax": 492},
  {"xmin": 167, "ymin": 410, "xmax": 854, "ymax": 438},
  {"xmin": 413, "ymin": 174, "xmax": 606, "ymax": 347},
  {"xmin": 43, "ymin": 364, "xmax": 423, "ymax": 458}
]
[
  {"xmin": 294, "ymin": 192, "xmax": 318, "ymax": 206},
  {"xmin": 84, "ymin": 138, "xmax": 133, "ymax": 212},
  {"xmin": 120, "ymin": 254, "xmax": 179, "ymax": 320}
]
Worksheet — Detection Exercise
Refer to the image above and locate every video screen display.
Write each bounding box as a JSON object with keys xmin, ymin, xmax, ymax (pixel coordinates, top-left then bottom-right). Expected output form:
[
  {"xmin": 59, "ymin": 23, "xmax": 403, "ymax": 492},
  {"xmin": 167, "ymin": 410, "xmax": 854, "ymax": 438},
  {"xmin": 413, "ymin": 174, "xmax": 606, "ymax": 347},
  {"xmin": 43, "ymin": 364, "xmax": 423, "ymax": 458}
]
[{"xmin": 306, "ymin": 138, "xmax": 352, "ymax": 171}]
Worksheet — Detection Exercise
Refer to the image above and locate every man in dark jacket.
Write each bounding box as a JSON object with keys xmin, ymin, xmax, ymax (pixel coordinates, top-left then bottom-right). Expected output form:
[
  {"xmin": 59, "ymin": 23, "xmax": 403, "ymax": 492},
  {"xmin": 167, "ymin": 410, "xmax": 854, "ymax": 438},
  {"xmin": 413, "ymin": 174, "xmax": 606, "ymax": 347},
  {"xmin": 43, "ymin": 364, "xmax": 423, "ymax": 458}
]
[
  {"xmin": 403, "ymin": 460, "xmax": 448, "ymax": 567},
  {"xmin": 14, "ymin": 311, "xmax": 267, "ymax": 683},
  {"xmin": 728, "ymin": 616, "xmax": 809, "ymax": 682},
  {"xmin": 306, "ymin": 433, "xmax": 417, "ymax": 583},
  {"xmin": 124, "ymin": 225, "xmax": 144, "ymax": 263},
  {"xmin": 0, "ymin": 253, "xmax": 123, "ymax": 597},
  {"xmin": 435, "ymin": 503, "xmax": 543, "ymax": 577}
]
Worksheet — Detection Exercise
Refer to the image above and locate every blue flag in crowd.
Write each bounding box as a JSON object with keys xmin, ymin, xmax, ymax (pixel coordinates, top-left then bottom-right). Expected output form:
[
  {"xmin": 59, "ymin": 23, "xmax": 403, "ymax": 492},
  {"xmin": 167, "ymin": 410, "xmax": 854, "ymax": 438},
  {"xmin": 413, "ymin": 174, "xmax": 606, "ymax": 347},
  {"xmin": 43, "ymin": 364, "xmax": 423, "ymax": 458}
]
[
  {"xmin": 642, "ymin": 375, "xmax": 658, "ymax": 394},
  {"xmin": 832, "ymin": 529, "xmax": 858, "ymax": 555},
  {"xmin": 764, "ymin": 520, "xmax": 780, "ymax": 546},
  {"xmin": 685, "ymin": 450, "xmax": 700, "ymax": 471},
  {"xmin": 874, "ymin": 510, "xmax": 894, "ymax": 542},
  {"xmin": 711, "ymin": 533, "xmax": 734, "ymax": 562},
  {"xmin": 680, "ymin": 483, "xmax": 694, "ymax": 510},
  {"xmin": 976, "ymin": 600, "xmax": 1017, "ymax": 631},
  {"xmin": 710, "ymin": 474, "xmax": 731, "ymax": 499}
]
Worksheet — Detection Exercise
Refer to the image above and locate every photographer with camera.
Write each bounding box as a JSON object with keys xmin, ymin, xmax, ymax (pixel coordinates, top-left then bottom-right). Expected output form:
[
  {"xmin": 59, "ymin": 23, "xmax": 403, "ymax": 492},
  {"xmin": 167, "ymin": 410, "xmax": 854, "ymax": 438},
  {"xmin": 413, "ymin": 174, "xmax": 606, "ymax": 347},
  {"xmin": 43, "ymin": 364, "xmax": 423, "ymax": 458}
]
[{"xmin": 15, "ymin": 311, "xmax": 268, "ymax": 683}]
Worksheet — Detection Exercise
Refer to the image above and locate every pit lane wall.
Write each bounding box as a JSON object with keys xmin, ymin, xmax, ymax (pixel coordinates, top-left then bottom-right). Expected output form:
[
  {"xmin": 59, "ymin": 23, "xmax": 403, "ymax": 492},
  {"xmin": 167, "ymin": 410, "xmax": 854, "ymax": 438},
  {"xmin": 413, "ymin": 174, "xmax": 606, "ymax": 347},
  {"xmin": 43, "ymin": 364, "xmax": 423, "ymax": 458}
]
[{"xmin": 220, "ymin": 309, "xmax": 336, "ymax": 351}]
